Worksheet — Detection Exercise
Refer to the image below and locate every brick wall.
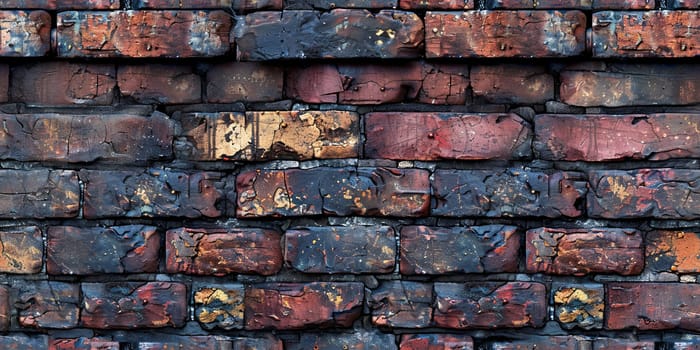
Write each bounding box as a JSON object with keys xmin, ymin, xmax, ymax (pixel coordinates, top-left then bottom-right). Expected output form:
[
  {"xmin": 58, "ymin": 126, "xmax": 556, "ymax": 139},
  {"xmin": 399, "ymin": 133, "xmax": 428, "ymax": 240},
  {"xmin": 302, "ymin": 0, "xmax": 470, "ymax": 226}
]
[{"xmin": 0, "ymin": 0, "xmax": 698, "ymax": 349}]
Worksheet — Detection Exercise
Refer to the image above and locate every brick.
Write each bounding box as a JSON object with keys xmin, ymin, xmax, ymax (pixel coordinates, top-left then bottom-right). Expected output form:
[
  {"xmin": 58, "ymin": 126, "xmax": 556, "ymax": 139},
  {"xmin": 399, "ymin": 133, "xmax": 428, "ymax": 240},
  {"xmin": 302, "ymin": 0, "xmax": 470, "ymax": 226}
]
[
  {"xmin": 57, "ymin": 11, "xmax": 232, "ymax": 58},
  {"xmin": 400, "ymin": 0, "xmax": 473, "ymax": 9},
  {"xmin": 553, "ymin": 284, "xmax": 604, "ymax": 330},
  {"xmin": 470, "ymin": 65, "xmax": 553, "ymax": 104},
  {"xmin": 15, "ymin": 281, "xmax": 80, "ymax": 329},
  {"xmin": 245, "ymin": 282, "xmax": 363, "ymax": 330},
  {"xmin": 535, "ymin": 114, "xmax": 700, "ymax": 161},
  {"xmin": 593, "ymin": 339, "xmax": 655, "ymax": 350},
  {"xmin": 165, "ymin": 227, "xmax": 283, "ymax": 276},
  {"xmin": 134, "ymin": 0, "xmax": 284, "ymax": 11},
  {"xmin": 671, "ymin": 0, "xmax": 700, "ymax": 8},
  {"xmin": 234, "ymin": 10, "xmax": 423, "ymax": 60},
  {"xmin": 118, "ymin": 65, "xmax": 201, "ymax": 104},
  {"xmin": 0, "ymin": 112, "xmax": 174, "ymax": 163},
  {"xmin": 0, "ymin": 0, "xmax": 118, "ymax": 9},
  {"xmin": 237, "ymin": 167, "xmax": 430, "ymax": 217},
  {"xmin": 560, "ymin": 63, "xmax": 700, "ymax": 107},
  {"xmin": 50, "ymin": 338, "xmax": 120, "ymax": 350},
  {"xmin": 288, "ymin": 0, "xmax": 397, "ymax": 9},
  {"xmin": 206, "ymin": 62, "xmax": 283, "ymax": 103},
  {"xmin": 425, "ymin": 11, "xmax": 586, "ymax": 58},
  {"xmin": 0, "ymin": 226, "xmax": 42, "ymax": 274},
  {"xmin": 588, "ymin": 169, "xmax": 700, "ymax": 219},
  {"xmin": 179, "ymin": 111, "xmax": 359, "ymax": 161},
  {"xmin": 138, "ymin": 336, "xmax": 233, "ymax": 350},
  {"xmin": 194, "ymin": 284, "xmax": 245, "ymax": 330},
  {"xmin": 400, "ymin": 334, "xmax": 474, "ymax": 350},
  {"xmin": 368, "ymin": 281, "xmax": 433, "ymax": 328},
  {"xmin": 486, "ymin": 0, "xmax": 653, "ymax": 8},
  {"xmin": 400, "ymin": 225, "xmax": 520, "ymax": 275},
  {"xmin": 607, "ymin": 283, "xmax": 700, "ymax": 330},
  {"xmin": 0, "ymin": 11, "xmax": 50, "ymax": 56},
  {"xmin": 433, "ymin": 282, "xmax": 547, "ymax": 329},
  {"xmin": 432, "ymin": 169, "xmax": 587, "ymax": 218},
  {"xmin": 490, "ymin": 336, "xmax": 583, "ymax": 350},
  {"xmin": 47, "ymin": 225, "xmax": 160, "ymax": 275},
  {"xmin": 365, "ymin": 112, "xmax": 531, "ymax": 161},
  {"xmin": 526, "ymin": 227, "xmax": 643, "ymax": 275},
  {"xmin": 0, "ymin": 170, "xmax": 79, "ymax": 219},
  {"xmin": 81, "ymin": 169, "xmax": 226, "ymax": 218},
  {"xmin": 10, "ymin": 62, "xmax": 116, "ymax": 105},
  {"xmin": 81, "ymin": 282, "xmax": 187, "ymax": 329},
  {"xmin": 286, "ymin": 331, "xmax": 397, "ymax": 350},
  {"xmin": 646, "ymin": 231, "xmax": 700, "ymax": 273},
  {"xmin": 0, "ymin": 335, "xmax": 48, "ymax": 349},
  {"xmin": 0, "ymin": 286, "xmax": 8, "ymax": 331},
  {"xmin": 285, "ymin": 226, "xmax": 395, "ymax": 274},
  {"xmin": 592, "ymin": 11, "xmax": 700, "ymax": 58}
]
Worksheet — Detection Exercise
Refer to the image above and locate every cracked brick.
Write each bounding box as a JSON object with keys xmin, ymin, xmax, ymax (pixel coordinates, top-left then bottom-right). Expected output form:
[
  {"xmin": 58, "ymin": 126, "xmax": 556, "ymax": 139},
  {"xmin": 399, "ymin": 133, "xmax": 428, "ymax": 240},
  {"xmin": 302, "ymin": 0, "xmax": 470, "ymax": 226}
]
[
  {"xmin": 193, "ymin": 284, "xmax": 245, "ymax": 330},
  {"xmin": 553, "ymin": 283, "xmax": 604, "ymax": 330},
  {"xmin": 0, "ymin": 226, "xmax": 42, "ymax": 274},
  {"xmin": 0, "ymin": 169, "xmax": 79, "ymax": 219},
  {"xmin": 285, "ymin": 331, "xmax": 397, "ymax": 350},
  {"xmin": 0, "ymin": 11, "xmax": 50, "ymax": 56},
  {"xmin": 118, "ymin": 65, "xmax": 201, "ymax": 104},
  {"xmin": 206, "ymin": 62, "xmax": 283, "ymax": 103},
  {"xmin": 14, "ymin": 281, "xmax": 80, "ymax": 329},
  {"xmin": 11, "ymin": 62, "xmax": 116, "ymax": 105},
  {"xmin": 400, "ymin": 334, "xmax": 474, "ymax": 350},
  {"xmin": 646, "ymin": 230, "xmax": 700, "ymax": 273},
  {"xmin": 368, "ymin": 281, "xmax": 433, "ymax": 328},
  {"xmin": 471, "ymin": 65, "xmax": 553, "ymax": 104},
  {"xmin": 607, "ymin": 283, "xmax": 700, "ymax": 331}
]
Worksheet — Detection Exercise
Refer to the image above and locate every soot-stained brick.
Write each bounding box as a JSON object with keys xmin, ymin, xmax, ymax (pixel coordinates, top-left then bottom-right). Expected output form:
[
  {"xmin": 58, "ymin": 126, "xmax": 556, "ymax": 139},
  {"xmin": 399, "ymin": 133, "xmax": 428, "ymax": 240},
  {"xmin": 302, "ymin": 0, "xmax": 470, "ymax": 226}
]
[
  {"xmin": 470, "ymin": 65, "xmax": 554, "ymax": 104},
  {"xmin": 47, "ymin": 225, "xmax": 160, "ymax": 275},
  {"xmin": 646, "ymin": 231, "xmax": 700, "ymax": 273},
  {"xmin": 285, "ymin": 331, "xmax": 397, "ymax": 350},
  {"xmin": 432, "ymin": 169, "xmax": 587, "ymax": 218},
  {"xmin": 244, "ymin": 282, "xmax": 364, "ymax": 330},
  {"xmin": 368, "ymin": 281, "xmax": 433, "ymax": 328},
  {"xmin": 553, "ymin": 284, "xmax": 604, "ymax": 330},
  {"xmin": 0, "ymin": 11, "xmax": 50, "ymax": 56},
  {"xmin": 165, "ymin": 227, "xmax": 283, "ymax": 276},
  {"xmin": 0, "ymin": 226, "xmax": 42, "ymax": 274},
  {"xmin": 206, "ymin": 62, "xmax": 283, "ymax": 103},
  {"xmin": 193, "ymin": 284, "xmax": 245, "ymax": 330},
  {"xmin": 400, "ymin": 334, "xmax": 474, "ymax": 350},
  {"xmin": 285, "ymin": 226, "xmax": 395, "ymax": 274},
  {"xmin": 400, "ymin": 225, "xmax": 520, "ymax": 275},
  {"xmin": 234, "ymin": 9, "xmax": 423, "ymax": 60},
  {"xmin": 433, "ymin": 282, "xmax": 547, "ymax": 329},
  {"xmin": 0, "ymin": 170, "xmax": 79, "ymax": 219},
  {"xmin": 11, "ymin": 62, "xmax": 116, "ymax": 105},
  {"xmin": 117, "ymin": 65, "xmax": 201, "ymax": 104},
  {"xmin": 50, "ymin": 338, "xmax": 120, "ymax": 350},
  {"xmin": 14, "ymin": 281, "xmax": 80, "ymax": 329},
  {"xmin": 81, "ymin": 282, "xmax": 187, "ymax": 329},
  {"xmin": 526, "ymin": 227, "xmax": 644, "ymax": 275}
]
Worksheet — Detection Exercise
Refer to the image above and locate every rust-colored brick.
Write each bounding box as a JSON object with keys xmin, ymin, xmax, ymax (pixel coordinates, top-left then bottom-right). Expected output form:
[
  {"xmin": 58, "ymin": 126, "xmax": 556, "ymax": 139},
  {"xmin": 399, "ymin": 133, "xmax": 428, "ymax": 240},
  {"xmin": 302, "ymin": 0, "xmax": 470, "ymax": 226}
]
[
  {"xmin": 607, "ymin": 283, "xmax": 700, "ymax": 331},
  {"xmin": 400, "ymin": 225, "xmax": 520, "ymax": 274},
  {"xmin": 244, "ymin": 282, "xmax": 364, "ymax": 330},
  {"xmin": 471, "ymin": 65, "xmax": 553, "ymax": 104},
  {"xmin": 425, "ymin": 10, "xmax": 586, "ymax": 57},
  {"xmin": 15, "ymin": 281, "xmax": 80, "ymax": 329},
  {"xmin": 553, "ymin": 283, "xmax": 604, "ymax": 330},
  {"xmin": 369, "ymin": 281, "xmax": 433, "ymax": 328},
  {"xmin": 165, "ymin": 227, "xmax": 283, "ymax": 276},
  {"xmin": 0, "ymin": 226, "xmax": 42, "ymax": 274},
  {"xmin": 11, "ymin": 62, "xmax": 116, "ymax": 105},
  {"xmin": 50, "ymin": 338, "xmax": 120, "ymax": 350},
  {"xmin": 206, "ymin": 62, "xmax": 284, "ymax": 103},
  {"xmin": 57, "ymin": 11, "xmax": 232, "ymax": 58},
  {"xmin": 646, "ymin": 230, "xmax": 700, "ymax": 273},
  {"xmin": 118, "ymin": 65, "xmax": 201, "ymax": 104},
  {"xmin": 400, "ymin": 334, "xmax": 474, "ymax": 350},
  {"xmin": 193, "ymin": 284, "xmax": 245, "ymax": 330},
  {"xmin": 0, "ymin": 0, "xmax": 118, "ymax": 9},
  {"xmin": 286, "ymin": 331, "xmax": 396, "ymax": 350},
  {"xmin": 0, "ymin": 170, "xmax": 79, "ymax": 219},
  {"xmin": 0, "ymin": 11, "xmax": 50, "ymax": 56}
]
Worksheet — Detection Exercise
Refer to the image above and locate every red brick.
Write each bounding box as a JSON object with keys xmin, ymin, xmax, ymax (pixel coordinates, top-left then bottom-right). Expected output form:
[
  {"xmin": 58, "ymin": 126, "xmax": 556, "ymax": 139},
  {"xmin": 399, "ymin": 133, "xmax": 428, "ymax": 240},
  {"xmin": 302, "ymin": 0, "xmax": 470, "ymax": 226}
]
[
  {"xmin": 433, "ymin": 282, "xmax": 547, "ymax": 329},
  {"xmin": 193, "ymin": 284, "xmax": 244, "ymax": 330},
  {"xmin": 244, "ymin": 282, "xmax": 363, "ymax": 330},
  {"xmin": 592, "ymin": 11, "xmax": 699, "ymax": 58},
  {"xmin": 285, "ymin": 226, "xmax": 395, "ymax": 274},
  {"xmin": 118, "ymin": 65, "xmax": 201, "ymax": 104},
  {"xmin": 179, "ymin": 111, "xmax": 359, "ymax": 161},
  {"xmin": 365, "ymin": 112, "xmax": 531, "ymax": 161},
  {"xmin": 206, "ymin": 62, "xmax": 283, "ymax": 103},
  {"xmin": 0, "ymin": 226, "xmax": 42, "ymax": 274},
  {"xmin": 369, "ymin": 281, "xmax": 433, "ymax": 328},
  {"xmin": 432, "ymin": 169, "xmax": 587, "ymax": 218},
  {"xmin": 235, "ymin": 10, "xmax": 423, "ymax": 60},
  {"xmin": 671, "ymin": 0, "xmax": 700, "ymax": 7},
  {"xmin": 50, "ymin": 338, "xmax": 120, "ymax": 350},
  {"xmin": 588, "ymin": 169, "xmax": 700, "ymax": 219},
  {"xmin": 646, "ymin": 230, "xmax": 700, "ymax": 273},
  {"xmin": 134, "ymin": 0, "xmax": 283, "ymax": 11},
  {"xmin": 425, "ymin": 11, "xmax": 586, "ymax": 58},
  {"xmin": 400, "ymin": 334, "xmax": 473, "ymax": 350},
  {"xmin": 286, "ymin": 331, "xmax": 396, "ymax": 350},
  {"xmin": 0, "ymin": 286, "xmax": 8, "ymax": 331},
  {"xmin": 0, "ymin": 170, "xmax": 79, "ymax": 219},
  {"xmin": 593, "ymin": 339, "xmax": 655, "ymax": 350},
  {"xmin": 471, "ymin": 65, "xmax": 553, "ymax": 104},
  {"xmin": 553, "ymin": 283, "xmax": 604, "ymax": 330},
  {"xmin": 607, "ymin": 283, "xmax": 700, "ymax": 331},
  {"xmin": 0, "ymin": 11, "xmax": 50, "ymax": 56},
  {"xmin": 490, "ymin": 336, "xmax": 584, "ymax": 350},
  {"xmin": 0, "ymin": 112, "xmax": 174, "ymax": 163},
  {"xmin": 526, "ymin": 227, "xmax": 643, "ymax": 275},
  {"xmin": 15, "ymin": 281, "xmax": 80, "ymax": 329},
  {"xmin": 57, "ymin": 11, "xmax": 232, "ymax": 58},
  {"xmin": 400, "ymin": 225, "xmax": 520, "ymax": 274},
  {"xmin": 400, "ymin": 0, "xmax": 473, "ymax": 9},
  {"xmin": 0, "ymin": 335, "xmax": 48, "ymax": 349},
  {"xmin": 11, "ymin": 62, "xmax": 115, "ymax": 105},
  {"xmin": 81, "ymin": 282, "xmax": 187, "ymax": 329},
  {"xmin": 81, "ymin": 169, "xmax": 226, "ymax": 219},
  {"xmin": 165, "ymin": 227, "xmax": 283, "ymax": 276},
  {"xmin": 486, "ymin": 0, "xmax": 653, "ymax": 8},
  {"xmin": 0, "ymin": 0, "xmax": 118, "ymax": 9}
]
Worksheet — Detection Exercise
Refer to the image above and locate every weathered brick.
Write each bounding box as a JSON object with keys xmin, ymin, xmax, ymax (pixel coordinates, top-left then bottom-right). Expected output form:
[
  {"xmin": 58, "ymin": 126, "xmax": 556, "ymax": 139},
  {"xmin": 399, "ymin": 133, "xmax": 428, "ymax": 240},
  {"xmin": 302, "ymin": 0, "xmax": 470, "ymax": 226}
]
[
  {"xmin": 646, "ymin": 231, "xmax": 700, "ymax": 273},
  {"xmin": 0, "ymin": 226, "xmax": 42, "ymax": 274},
  {"xmin": 369, "ymin": 281, "xmax": 433, "ymax": 328},
  {"xmin": 234, "ymin": 10, "xmax": 423, "ymax": 60},
  {"xmin": 81, "ymin": 169, "xmax": 226, "ymax": 218},
  {"xmin": 288, "ymin": 0, "xmax": 397, "ymax": 9},
  {"xmin": 588, "ymin": 169, "xmax": 700, "ymax": 219},
  {"xmin": 593, "ymin": 339, "xmax": 655, "ymax": 350},
  {"xmin": 245, "ymin": 282, "xmax": 363, "ymax": 330},
  {"xmin": 15, "ymin": 281, "xmax": 80, "ymax": 329},
  {"xmin": 206, "ymin": 62, "xmax": 283, "ymax": 103},
  {"xmin": 138, "ymin": 336, "xmax": 234, "ymax": 350},
  {"xmin": 526, "ymin": 227, "xmax": 643, "ymax": 275},
  {"xmin": 81, "ymin": 282, "xmax": 187, "ymax": 329},
  {"xmin": 285, "ymin": 226, "xmax": 395, "ymax": 274},
  {"xmin": 134, "ymin": 0, "xmax": 283, "ymax": 11},
  {"xmin": 50, "ymin": 338, "xmax": 120, "ymax": 350},
  {"xmin": 47, "ymin": 225, "xmax": 159, "ymax": 275},
  {"xmin": 608, "ymin": 283, "xmax": 700, "ymax": 330},
  {"xmin": 57, "ymin": 11, "xmax": 232, "ymax": 58},
  {"xmin": 237, "ymin": 167, "xmax": 430, "ymax": 217},
  {"xmin": 425, "ymin": 11, "xmax": 586, "ymax": 58},
  {"xmin": 0, "ymin": 0, "xmax": 118, "ymax": 9},
  {"xmin": 179, "ymin": 111, "xmax": 359, "ymax": 161},
  {"xmin": 560, "ymin": 63, "xmax": 700, "ymax": 107},
  {"xmin": 365, "ymin": 113, "xmax": 531, "ymax": 161},
  {"xmin": 553, "ymin": 283, "xmax": 604, "ymax": 330},
  {"xmin": 432, "ymin": 169, "xmax": 587, "ymax": 218},
  {"xmin": 194, "ymin": 284, "xmax": 245, "ymax": 330},
  {"xmin": 0, "ymin": 335, "xmax": 48, "ymax": 350},
  {"xmin": 165, "ymin": 227, "xmax": 282, "ymax": 275},
  {"xmin": 490, "ymin": 336, "xmax": 583, "ymax": 350},
  {"xmin": 486, "ymin": 0, "xmax": 653, "ymax": 8},
  {"xmin": 433, "ymin": 282, "xmax": 547, "ymax": 329},
  {"xmin": 0, "ymin": 170, "xmax": 79, "ymax": 219},
  {"xmin": 400, "ymin": 0, "xmax": 473, "ymax": 9},
  {"xmin": 592, "ymin": 11, "xmax": 699, "ymax": 58},
  {"xmin": 0, "ymin": 11, "xmax": 50, "ymax": 56},
  {"xmin": 471, "ymin": 65, "xmax": 553, "ymax": 104},
  {"xmin": 11, "ymin": 62, "xmax": 115, "ymax": 105},
  {"xmin": 118, "ymin": 65, "xmax": 201, "ymax": 104},
  {"xmin": 0, "ymin": 286, "xmax": 8, "ymax": 331},
  {"xmin": 400, "ymin": 225, "xmax": 520, "ymax": 275},
  {"xmin": 286, "ymin": 331, "xmax": 397, "ymax": 350},
  {"xmin": 0, "ymin": 112, "xmax": 174, "ymax": 163},
  {"xmin": 400, "ymin": 334, "xmax": 474, "ymax": 350}
]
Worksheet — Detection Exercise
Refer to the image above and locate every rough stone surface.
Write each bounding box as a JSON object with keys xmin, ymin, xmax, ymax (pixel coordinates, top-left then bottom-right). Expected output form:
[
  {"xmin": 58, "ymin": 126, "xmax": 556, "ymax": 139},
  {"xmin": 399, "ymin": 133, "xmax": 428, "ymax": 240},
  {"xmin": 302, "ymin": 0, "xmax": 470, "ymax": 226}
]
[
  {"xmin": 607, "ymin": 283, "xmax": 700, "ymax": 331},
  {"xmin": 646, "ymin": 230, "xmax": 700, "ymax": 273},
  {"xmin": 285, "ymin": 331, "xmax": 398, "ymax": 350},
  {"xmin": 15, "ymin": 281, "xmax": 80, "ymax": 329},
  {"xmin": 553, "ymin": 283, "xmax": 605, "ymax": 330},
  {"xmin": 0, "ymin": 170, "xmax": 79, "ymax": 219},
  {"xmin": 117, "ymin": 65, "xmax": 201, "ymax": 104},
  {"xmin": 206, "ymin": 62, "xmax": 284, "ymax": 103},
  {"xmin": 193, "ymin": 284, "xmax": 245, "ymax": 330},
  {"xmin": 0, "ymin": 11, "xmax": 50, "ymax": 56},
  {"xmin": 369, "ymin": 281, "xmax": 433, "ymax": 328},
  {"xmin": 0, "ymin": 226, "xmax": 42, "ymax": 274},
  {"xmin": 400, "ymin": 334, "xmax": 474, "ymax": 350},
  {"xmin": 470, "ymin": 65, "xmax": 554, "ymax": 104},
  {"xmin": 11, "ymin": 62, "xmax": 116, "ymax": 105}
]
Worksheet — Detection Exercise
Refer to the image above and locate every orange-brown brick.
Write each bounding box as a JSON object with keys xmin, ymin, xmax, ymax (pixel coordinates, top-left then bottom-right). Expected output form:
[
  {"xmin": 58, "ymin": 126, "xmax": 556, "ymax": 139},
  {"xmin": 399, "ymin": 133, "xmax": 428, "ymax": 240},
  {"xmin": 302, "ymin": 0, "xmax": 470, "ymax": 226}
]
[
  {"xmin": 471, "ymin": 65, "xmax": 553, "ymax": 104},
  {"xmin": 607, "ymin": 283, "xmax": 700, "ymax": 331},
  {"xmin": 400, "ymin": 334, "xmax": 473, "ymax": 350},
  {"xmin": 646, "ymin": 231, "xmax": 700, "ymax": 273},
  {"xmin": 0, "ymin": 226, "xmax": 42, "ymax": 274},
  {"xmin": 117, "ymin": 65, "xmax": 201, "ymax": 104},
  {"xmin": 0, "ymin": 11, "xmax": 50, "ymax": 56},
  {"xmin": 0, "ymin": 170, "xmax": 79, "ymax": 219},
  {"xmin": 206, "ymin": 62, "xmax": 283, "ymax": 103},
  {"xmin": 11, "ymin": 62, "xmax": 115, "ymax": 105}
]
